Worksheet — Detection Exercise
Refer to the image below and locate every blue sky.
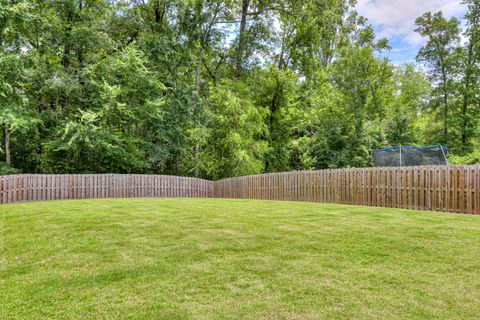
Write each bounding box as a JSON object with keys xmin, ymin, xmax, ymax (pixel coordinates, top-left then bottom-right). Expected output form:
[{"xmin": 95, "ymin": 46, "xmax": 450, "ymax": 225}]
[{"xmin": 355, "ymin": 0, "xmax": 468, "ymax": 64}]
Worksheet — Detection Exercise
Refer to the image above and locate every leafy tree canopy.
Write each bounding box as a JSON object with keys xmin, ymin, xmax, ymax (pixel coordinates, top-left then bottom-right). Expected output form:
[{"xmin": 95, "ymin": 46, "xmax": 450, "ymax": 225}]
[{"xmin": 1, "ymin": 0, "xmax": 479, "ymax": 177}]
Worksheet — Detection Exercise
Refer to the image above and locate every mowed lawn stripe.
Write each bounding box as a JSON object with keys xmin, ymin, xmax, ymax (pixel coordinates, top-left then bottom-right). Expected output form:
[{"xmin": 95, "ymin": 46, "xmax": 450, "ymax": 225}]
[{"xmin": 1, "ymin": 198, "xmax": 480, "ymax": 319}]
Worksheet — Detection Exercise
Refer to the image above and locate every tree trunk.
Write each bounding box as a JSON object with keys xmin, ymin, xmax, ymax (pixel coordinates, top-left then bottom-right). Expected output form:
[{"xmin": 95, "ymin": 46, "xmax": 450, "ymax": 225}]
[
  {"xmin": 443, "ymin": 89, "xmax": 448, "ymax": 139},
  {"xmin": 196, "ymin": 50, "xmax": 203, "ymax": 95},
  {"xmin": 175, "ymin": 153, "xmax": 181, "ymax": 176},
  {"xmin": 461, "ymin": 39, "xmax": 475, "ymax": 146},
  {"xmin": 370, "ymin": 86, "xmax": 382, "ymax": 122},
  {"xmin": 194, "ymin": 49, "xmax": 203, "ymax": 178},
  {"xmin": 269, "ymin": 86, "xmax": 279, "ymax": 134},
  {"xmin": 442, "ymin": 70, "xmax": 448, "ymax": 141},
  {"xmin": 194, "ymin": 144, "xmax": 200, "ymax": 178},
  {"xmin": 61, "ymin": 11, "xmax": 73, "ymax": 69},
  {"xmin": 236, "ymin": 0, "xmax": 250, "ymax": 79},
  {"xmin": 461, "ymin": 80, "xmax": 470, "ymax": 146},
  {"xmin": 3, "ymin": 124, "xmax": 11, "ymax": 165},
  {"xmin": 154, "ymin": 0, "xmax": 166, "ymax": 24}
]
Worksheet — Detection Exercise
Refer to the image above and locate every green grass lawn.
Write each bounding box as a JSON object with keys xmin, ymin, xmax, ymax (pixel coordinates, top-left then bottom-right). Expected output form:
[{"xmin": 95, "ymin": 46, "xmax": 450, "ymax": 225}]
[{"xmin": 1, "ymin": 198, "xmax": 480, "ymax": 319}]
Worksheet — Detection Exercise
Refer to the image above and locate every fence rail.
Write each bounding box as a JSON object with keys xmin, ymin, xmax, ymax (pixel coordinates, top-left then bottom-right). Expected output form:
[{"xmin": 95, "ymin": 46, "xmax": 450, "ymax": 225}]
[
  {"xmin": 1, "ymin": 166, "xmax": 480, "ymax": 214},
  {"xmin": 0, "ymin": 174, "xmax": 213, "ymax": 204},
  {"xmin": 214, "ymin": 166, "xmax": 480, "ymax": 215}
]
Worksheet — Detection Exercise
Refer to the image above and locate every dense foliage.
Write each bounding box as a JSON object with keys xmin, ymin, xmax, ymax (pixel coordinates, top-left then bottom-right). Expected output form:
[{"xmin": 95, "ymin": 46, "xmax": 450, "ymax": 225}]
[{"xmin": 0, "ymin": 0, "xmax": 479, "ymax": 178}]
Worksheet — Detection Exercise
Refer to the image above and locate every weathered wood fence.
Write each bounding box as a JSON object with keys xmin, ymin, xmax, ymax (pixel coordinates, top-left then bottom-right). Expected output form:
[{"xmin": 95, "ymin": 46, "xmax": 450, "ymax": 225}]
[
  {"xmin": 0, "ymin": 174, "xmax": 213, "ymax": 204},
  {"xmin": 214, "ymin": 166, "xmax": 480, "ymax": 215},
  {"xmin": 1, "ymin": 166, "xmax": 480, "ymax": 214}
]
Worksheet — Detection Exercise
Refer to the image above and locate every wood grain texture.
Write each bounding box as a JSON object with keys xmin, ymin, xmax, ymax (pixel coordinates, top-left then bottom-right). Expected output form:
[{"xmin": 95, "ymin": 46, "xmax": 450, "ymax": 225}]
[
  {"xmin": 0, "ymin": 174, "xmax": 214, "ymax": 204},
  {"xmin": 1, "ymin": 166, "xmax": 479, "ymax": 214},
  {"xmin": 213, "ymin": 166, "xmax": 480, "ymax": 215}
]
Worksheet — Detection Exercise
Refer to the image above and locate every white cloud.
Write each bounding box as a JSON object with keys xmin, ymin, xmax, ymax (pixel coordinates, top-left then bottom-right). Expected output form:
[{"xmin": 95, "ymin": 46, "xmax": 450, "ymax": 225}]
[{"xmin": 356, "ymin": 0, "xmax": 467, "ymax": 45}]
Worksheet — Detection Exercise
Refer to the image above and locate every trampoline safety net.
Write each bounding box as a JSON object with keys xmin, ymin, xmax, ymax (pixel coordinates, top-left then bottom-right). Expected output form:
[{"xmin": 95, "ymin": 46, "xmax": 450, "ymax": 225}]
[{"xmin": 373, "ymin": 145, "xmax": 448, "ymax": 167}]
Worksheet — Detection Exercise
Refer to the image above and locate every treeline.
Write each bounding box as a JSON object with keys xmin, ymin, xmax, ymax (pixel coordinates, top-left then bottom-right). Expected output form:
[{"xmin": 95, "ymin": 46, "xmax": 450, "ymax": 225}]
[{"xmin": 0, "ymin": 0, "xmax": 479, "ymax": 178}]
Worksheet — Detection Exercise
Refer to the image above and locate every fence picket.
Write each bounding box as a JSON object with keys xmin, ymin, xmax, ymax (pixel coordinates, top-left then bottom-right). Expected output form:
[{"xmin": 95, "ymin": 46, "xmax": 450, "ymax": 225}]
[{"xmin": 1, "ymin": 167, "xmax": 479, "ymax": 214}]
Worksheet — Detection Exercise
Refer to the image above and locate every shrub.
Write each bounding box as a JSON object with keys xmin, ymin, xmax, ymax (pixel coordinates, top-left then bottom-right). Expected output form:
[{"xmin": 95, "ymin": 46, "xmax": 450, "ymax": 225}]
[{"xmin": 0, "ymin": 162, "xmax": 21, "ymax": 175}]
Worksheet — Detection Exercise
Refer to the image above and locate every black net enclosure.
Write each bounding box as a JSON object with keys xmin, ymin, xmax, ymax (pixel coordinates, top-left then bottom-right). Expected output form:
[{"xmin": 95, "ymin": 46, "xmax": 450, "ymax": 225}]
[{"xmin": 373, "ymin": 145, "xmax": 448, "ymax": 167}]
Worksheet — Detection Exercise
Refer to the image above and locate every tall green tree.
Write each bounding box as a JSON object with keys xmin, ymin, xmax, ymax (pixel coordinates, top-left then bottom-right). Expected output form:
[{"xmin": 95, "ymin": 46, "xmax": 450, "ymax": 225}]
[
  {"xmin": 330, "ymin": 17, "xmax": 391, "ymax": 165},
  {"xmin": 2, "ymin": 0, "xmax": 480, "ymax": 175},
  {"xmin": 386, "ymin": 64, "xmax": 430, "ymax": 145},
  {"xmin": 202, "ymin": 80, "xmax": 268, "ymax": 178},
  {"xmin": 415, "ymin": 11, "xmax": 461, "ymax": 144},
  {"xmin": 0, "ymin": 0, "xmax": 37, "ymax": 167},
  {"xmin": 459, "ymin": 0, "xmax": 480, "ymax": 149}
]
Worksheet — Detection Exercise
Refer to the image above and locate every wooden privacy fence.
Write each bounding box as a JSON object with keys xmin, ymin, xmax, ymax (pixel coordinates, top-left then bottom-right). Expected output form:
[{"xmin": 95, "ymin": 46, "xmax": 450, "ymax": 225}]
[
  {"xmin": 1, "ymin": 166, "xmax": 480, "ymax": 214},
  {"xmin": 214, "ymin": 166, "xmax": 480, "ymax": 215},
  {"xmin": 0, "ymin": 174, "xmax": 213, "ymax": 204}
]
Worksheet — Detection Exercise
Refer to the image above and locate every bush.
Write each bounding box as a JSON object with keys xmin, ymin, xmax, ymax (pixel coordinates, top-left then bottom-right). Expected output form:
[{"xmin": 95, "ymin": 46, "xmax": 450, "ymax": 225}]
[
  {"xmin": 0, "ymin": 162, "xmax": 21, "ymax": 175},
  {"xmin": 449, "ymin": 150, "xmax": 480, "ymax": 165}
]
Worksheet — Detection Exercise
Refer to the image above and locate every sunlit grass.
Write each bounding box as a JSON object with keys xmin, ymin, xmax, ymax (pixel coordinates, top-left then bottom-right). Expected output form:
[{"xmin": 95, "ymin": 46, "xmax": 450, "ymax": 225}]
[{"xmin": 1, "ymin": 198, "xmax": 480, "ymax": 319}]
